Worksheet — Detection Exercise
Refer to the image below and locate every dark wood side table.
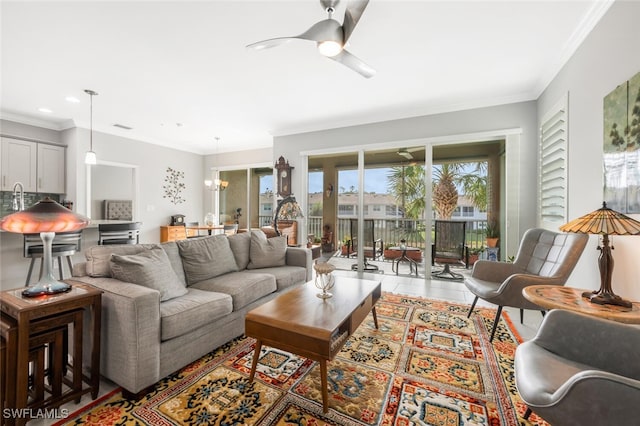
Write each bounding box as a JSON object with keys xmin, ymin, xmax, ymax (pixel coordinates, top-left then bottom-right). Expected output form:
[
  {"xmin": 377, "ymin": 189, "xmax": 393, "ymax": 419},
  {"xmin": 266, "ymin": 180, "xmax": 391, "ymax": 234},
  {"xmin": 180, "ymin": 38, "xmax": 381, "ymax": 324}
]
[
  {"xmin": 523, "ymin": 285, "xmax": 640, "ymax": 324},
  {"xmin": 0, "ymin": 281, "xmax": 102, "ymax": 425}
]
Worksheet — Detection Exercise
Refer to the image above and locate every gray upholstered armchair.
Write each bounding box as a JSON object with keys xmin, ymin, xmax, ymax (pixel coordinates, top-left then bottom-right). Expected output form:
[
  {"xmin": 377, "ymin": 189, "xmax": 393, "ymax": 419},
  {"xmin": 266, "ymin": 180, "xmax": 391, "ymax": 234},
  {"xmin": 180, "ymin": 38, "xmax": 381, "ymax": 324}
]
[
  {"xmin": 515, "ymin": 309, "xmax": 640, "ymax": 425},
  {"xmin": 465, "ymin": 228, "xmax": 588, "ymax": 340}
]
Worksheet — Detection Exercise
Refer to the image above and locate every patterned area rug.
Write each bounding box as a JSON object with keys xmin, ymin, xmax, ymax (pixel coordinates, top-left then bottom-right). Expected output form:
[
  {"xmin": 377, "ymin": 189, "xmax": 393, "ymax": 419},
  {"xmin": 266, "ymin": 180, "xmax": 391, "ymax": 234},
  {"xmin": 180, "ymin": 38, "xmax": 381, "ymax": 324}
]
[{"xmin": 58, "ymin": 293, "xmax": 549, "ymax": 425}]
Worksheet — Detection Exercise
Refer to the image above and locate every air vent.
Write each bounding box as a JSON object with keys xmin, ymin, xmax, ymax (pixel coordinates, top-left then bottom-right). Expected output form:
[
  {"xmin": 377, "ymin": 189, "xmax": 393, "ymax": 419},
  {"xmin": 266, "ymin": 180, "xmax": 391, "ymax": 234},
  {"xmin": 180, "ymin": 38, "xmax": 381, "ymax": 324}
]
[{"xmin": 113, "ymin": 123, "xmax": 133, "ymax": 130}]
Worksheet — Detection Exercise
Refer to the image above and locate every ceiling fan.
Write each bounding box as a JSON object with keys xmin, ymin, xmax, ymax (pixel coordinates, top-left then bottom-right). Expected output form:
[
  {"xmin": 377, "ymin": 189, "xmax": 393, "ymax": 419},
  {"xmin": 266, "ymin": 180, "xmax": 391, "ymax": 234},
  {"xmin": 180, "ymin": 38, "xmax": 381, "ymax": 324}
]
[
  {"xmin": 246, "ymin": 0, "xmax": 376, "ymax": 79},
  {"xmin": 397, "ymin": 147, "xmax": 423, "ymax": 160}
]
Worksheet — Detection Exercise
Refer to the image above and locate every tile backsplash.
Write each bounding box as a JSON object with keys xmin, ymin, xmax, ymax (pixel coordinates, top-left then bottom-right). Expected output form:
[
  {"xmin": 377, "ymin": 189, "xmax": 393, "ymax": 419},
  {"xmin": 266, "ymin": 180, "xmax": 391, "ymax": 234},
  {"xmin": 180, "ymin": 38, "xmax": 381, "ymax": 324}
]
[{"xmin": 0, "ymin": 192, "xmax": 63, "ymax": 217}]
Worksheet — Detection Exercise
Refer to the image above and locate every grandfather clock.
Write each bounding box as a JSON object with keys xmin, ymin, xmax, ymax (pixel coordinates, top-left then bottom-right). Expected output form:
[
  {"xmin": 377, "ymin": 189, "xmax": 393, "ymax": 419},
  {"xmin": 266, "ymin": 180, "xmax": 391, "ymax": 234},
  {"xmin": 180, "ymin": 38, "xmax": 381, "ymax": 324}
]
[{"xmin": 275, "ymin": 156, "xmax": 293, "ymax": 197}]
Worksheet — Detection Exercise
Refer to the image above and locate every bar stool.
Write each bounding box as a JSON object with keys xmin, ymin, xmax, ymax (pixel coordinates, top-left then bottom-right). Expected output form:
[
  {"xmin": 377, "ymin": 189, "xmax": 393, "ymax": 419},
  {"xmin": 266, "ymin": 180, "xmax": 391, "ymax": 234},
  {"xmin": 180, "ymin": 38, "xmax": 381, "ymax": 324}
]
[{"xmin": 24, "ymin": 231, "xmax": 83, "ymax": 285}]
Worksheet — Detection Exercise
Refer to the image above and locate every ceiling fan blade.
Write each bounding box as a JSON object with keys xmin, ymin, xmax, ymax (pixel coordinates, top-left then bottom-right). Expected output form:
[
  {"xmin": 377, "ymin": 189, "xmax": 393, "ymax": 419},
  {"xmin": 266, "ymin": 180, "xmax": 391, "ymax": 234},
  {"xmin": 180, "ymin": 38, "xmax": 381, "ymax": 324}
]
[
  {"xmin": 329, "ymin": 49, "xmax": 376, "ymax": 78},
  {"xmin": 246, "ymin": 37, "xmax": 294, "ymax": 50},
  {"xmin": 342, "ymin": 0, "xmax": 370, "ymax": 43},
  {"xmin": 299, "ymin": 19, "xmax": 343, "ymax": 43},
  {"xmin": 247, "ymin": 19, "xmax": 342, "ymax": 50}
]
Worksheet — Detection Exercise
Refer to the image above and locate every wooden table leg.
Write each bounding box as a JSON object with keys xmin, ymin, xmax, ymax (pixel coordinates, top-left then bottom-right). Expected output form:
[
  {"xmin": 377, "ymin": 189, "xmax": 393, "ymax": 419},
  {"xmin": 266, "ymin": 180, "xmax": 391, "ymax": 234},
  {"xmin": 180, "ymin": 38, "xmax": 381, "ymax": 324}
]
[
  {"xmin": 249, "ymin": 340, "xmax": 262, "ymax": 382},
  {"xmin": 320, "ymin": 359, "xmax": 328, "ymax": 413},
  {"xmin": 372, "ymin": 307, "xmax": 379, "ymax": 329},
  {"xmin": 90, "ymin": 296, "xmax": 102, "ymax": 399},
  {"xmin": 15, "ymin": 315, "xmax": 29, "ymax": 426},
  {"xmin": 72, "ymin": 310, "xmax": 83, "ymax": 403}
]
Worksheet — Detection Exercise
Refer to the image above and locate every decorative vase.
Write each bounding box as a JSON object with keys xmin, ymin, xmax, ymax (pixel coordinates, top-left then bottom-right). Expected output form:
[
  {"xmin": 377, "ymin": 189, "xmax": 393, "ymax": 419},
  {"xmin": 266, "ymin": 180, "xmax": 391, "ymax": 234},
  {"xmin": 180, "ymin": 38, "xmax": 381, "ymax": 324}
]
[
  {"xmin": 314, "ymin": 261, "xmax": 335, "ymax": 299},
  {"xmin": 204, "ymin": 213, "xmax": 214, "ymax": 226}
]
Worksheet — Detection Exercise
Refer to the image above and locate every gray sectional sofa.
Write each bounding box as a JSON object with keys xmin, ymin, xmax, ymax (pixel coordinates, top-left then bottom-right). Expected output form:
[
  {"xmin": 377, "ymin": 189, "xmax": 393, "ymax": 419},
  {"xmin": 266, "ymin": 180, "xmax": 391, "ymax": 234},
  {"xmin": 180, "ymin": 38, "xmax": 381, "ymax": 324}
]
[{"xmin": 71, "ymin": 231, "xmax": 312, "ymax": 396}]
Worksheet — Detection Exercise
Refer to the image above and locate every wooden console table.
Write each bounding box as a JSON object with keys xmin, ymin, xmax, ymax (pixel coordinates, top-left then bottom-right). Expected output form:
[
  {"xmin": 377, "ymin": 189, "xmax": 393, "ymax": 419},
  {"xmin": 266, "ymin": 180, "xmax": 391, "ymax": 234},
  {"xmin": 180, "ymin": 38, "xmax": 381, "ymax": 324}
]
[
  {"xmin": 0, "ymin": 281, "xmax": 102, "ymax": 425},
  {"xmin": 523, "ymin": 285, "xmax": 640, "ymax": 324},
  {"xmin": 246, "ymin": 277, "xmax": 380, "ymax": 413}
]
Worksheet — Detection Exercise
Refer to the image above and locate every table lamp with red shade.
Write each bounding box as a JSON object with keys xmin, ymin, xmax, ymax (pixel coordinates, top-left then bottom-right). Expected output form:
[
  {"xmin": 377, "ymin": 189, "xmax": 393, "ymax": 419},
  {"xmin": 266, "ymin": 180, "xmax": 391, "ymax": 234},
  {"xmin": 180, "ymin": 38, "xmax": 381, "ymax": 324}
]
[{"xmin": 0, "ymin": 197, "xmax": 90, "ymax": 297}]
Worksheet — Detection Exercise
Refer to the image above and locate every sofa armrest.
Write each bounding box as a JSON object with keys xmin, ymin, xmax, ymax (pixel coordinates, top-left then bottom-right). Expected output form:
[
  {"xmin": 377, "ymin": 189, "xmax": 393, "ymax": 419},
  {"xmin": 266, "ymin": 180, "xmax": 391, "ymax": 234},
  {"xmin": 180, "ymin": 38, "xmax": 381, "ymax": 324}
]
[
  {"xmin": 72, "ymin": 275, "xmax": 162, "ymax": 393},
  {"xmin": 286, "ymin": 247, "xmax": 312, "ymax": 281}
]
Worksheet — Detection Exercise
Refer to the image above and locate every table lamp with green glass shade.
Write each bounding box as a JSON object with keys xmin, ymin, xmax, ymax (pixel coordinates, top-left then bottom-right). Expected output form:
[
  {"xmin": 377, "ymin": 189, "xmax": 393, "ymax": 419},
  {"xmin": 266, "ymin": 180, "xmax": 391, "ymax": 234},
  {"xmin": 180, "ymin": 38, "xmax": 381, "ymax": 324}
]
[
  {"xmin": 559, "ymin": 202, "xmax": 640, "ymax": 309},
  {"xmin": 0, "ymin": 197, "xmax": 90, "ymax": 297}
]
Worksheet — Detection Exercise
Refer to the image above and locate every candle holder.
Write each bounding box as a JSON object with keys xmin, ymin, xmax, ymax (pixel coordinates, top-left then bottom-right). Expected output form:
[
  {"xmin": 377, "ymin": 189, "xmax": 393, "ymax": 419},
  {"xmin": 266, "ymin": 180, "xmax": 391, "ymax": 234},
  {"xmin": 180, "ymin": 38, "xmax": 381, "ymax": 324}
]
[{"xmin": 314, "ymin": 261, "xmax": 335, "ymax": 299}]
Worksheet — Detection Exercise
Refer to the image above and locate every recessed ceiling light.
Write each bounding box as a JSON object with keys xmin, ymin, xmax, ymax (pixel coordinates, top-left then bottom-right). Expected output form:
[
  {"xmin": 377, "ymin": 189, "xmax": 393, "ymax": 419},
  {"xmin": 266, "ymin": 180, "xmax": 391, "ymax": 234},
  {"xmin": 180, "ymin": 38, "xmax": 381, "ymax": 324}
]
[
  {"xmin": 65, "ymin": 96, "xmax": 80, "ymax": 103},
  {"xmin": 38, "ymin": 107, "xmax": 53, "ymax": 113}
]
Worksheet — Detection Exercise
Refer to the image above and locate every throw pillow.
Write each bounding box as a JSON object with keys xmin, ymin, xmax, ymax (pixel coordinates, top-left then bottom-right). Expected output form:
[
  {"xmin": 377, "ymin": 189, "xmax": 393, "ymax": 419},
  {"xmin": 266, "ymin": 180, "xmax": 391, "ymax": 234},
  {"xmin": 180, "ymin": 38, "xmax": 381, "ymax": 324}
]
[
  {"xmin": 85, "ymin": 244, "xmax": 157, "ymax": 277},
  {"xmin": 228, "ymin": 232, "xmax": 251, "ymax": 270},
  {"xmin": 247, "ymin": 231, "xmax": 287, "ymax": 269},
  {"xmin": 110, "ymin": 247, "xmax": 187, "ymax": 302},
  {"xmin": 177, "ymin": 235, "xmax": 239, "ymax": 285}
]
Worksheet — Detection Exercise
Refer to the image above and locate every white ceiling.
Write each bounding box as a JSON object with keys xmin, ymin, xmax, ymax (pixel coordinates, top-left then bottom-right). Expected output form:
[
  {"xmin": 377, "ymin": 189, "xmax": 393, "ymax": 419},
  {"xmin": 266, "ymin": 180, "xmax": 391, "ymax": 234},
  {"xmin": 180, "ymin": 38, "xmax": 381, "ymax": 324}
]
[{"xmin": 1, "ymin": 1, "xmax": 610, "ymax": 155}]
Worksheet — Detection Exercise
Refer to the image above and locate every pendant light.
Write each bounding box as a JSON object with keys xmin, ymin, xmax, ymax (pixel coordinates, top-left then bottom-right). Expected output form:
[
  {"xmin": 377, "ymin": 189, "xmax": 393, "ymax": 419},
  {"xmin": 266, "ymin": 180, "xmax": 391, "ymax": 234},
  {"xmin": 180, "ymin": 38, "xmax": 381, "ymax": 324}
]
[
  {"xmin": 205, "ymin": 137, "xmax": 229, "ymax": 191},
  {"xmin": 84, "ymin": 89, "xmax": 98, "ymax": 165}
]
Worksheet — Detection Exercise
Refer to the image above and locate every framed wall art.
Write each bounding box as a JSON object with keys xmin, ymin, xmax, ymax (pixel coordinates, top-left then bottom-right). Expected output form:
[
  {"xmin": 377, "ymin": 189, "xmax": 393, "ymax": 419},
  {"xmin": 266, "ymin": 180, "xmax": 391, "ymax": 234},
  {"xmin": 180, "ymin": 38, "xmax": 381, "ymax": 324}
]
[{"xmin": 603, "ymin": 71, "xmax": 640, "ymax": 213}]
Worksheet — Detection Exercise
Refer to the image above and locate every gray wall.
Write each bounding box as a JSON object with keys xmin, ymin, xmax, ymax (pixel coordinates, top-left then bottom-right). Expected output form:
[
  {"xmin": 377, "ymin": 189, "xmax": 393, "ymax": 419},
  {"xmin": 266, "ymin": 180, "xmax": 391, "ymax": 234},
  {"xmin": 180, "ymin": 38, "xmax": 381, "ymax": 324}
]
[{"xmin": 538, "ymin": 0, "xmax": 640, "ymax": 300}]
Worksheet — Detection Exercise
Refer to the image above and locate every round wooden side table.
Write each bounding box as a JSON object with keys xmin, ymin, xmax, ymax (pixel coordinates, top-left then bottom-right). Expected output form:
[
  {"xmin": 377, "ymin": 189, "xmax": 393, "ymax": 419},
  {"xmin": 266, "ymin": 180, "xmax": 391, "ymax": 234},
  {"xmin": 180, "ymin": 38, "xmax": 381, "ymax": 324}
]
[{"xmin": 522, "ymin": 285, "xmax": 640, "ymax": 324}]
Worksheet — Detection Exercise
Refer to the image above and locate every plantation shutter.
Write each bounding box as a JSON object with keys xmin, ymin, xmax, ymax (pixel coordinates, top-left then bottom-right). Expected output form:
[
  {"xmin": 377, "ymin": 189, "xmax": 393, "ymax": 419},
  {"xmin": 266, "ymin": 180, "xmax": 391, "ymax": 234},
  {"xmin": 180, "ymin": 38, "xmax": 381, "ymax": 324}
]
[{"xmin": 539, "ymin": 95, "xmax": 568, "ymax": 226}]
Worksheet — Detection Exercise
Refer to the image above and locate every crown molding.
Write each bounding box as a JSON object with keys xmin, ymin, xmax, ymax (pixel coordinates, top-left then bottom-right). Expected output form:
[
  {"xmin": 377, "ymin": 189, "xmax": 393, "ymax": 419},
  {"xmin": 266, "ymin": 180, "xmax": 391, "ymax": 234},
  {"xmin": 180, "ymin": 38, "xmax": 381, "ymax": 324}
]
[{"xmin": 533, "ymin": 0, "xmax": 615, "ymax": 97}]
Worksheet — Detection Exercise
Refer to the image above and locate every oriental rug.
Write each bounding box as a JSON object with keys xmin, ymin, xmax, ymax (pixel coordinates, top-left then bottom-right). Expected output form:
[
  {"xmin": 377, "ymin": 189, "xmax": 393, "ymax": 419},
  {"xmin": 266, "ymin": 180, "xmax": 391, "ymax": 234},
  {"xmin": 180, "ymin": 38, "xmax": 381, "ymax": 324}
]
[{"xmin": 57, "ymin": 293, "xmax": 549, "ymax": 426}]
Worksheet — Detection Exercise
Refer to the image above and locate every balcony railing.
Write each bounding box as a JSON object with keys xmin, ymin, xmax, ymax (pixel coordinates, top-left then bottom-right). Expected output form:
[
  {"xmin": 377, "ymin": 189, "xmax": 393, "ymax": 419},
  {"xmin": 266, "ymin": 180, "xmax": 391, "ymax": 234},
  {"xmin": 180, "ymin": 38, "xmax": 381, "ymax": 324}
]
[{"xmin": 306, "ymin": 216, "xmax": 488, "ymax": 250}]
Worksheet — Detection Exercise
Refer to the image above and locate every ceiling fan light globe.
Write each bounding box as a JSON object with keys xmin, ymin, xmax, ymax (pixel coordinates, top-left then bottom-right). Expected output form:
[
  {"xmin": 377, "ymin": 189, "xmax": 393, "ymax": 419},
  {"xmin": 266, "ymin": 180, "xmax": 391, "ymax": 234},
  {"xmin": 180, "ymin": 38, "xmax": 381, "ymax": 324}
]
[{"xmin": 318, "ymin": 41, "xmax": 342, "ymax": 57}]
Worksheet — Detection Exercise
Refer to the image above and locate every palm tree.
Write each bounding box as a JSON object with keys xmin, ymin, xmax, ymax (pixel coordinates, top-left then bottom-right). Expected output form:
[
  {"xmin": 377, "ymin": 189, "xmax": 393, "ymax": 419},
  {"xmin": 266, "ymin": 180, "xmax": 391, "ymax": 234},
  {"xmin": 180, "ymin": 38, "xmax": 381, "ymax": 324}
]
[
  {"xmin": 433, "ymin": 162, "xmax": 487, "ymax": 219},
  {"xmin": 387, "ymin": 162, "xmax": 487, "ymax": 220},
  {"xmin": 387, "ymin": 164, "xmax": 426, "ymax": 219}
]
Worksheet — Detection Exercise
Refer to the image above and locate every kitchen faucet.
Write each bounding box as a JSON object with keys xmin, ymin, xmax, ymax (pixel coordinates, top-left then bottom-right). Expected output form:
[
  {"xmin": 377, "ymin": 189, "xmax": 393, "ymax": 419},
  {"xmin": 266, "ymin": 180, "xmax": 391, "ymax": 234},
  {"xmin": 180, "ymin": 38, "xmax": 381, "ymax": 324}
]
[{"xmin": 12, "ymin": 182, "xmax": 25, "ymax": 211}]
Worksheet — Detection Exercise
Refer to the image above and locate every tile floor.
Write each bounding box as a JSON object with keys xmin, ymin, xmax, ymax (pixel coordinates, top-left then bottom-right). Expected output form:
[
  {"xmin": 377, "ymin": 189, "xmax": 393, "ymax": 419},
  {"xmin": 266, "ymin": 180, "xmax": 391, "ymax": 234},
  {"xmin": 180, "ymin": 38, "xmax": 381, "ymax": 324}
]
[{"xmin": 29, "ymin": 260, "xmax": 544, "ymax": 425}]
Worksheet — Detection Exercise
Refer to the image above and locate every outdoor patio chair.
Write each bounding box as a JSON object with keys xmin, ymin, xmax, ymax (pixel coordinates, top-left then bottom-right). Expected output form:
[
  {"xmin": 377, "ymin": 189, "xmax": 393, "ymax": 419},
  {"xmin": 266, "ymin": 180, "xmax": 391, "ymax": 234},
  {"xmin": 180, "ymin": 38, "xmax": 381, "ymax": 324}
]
[
  {"xmin": 432, "ymin": 220, "xmax": 468, "ymax": 280},
  {"xmin": 349, "ymin": 219, "xmax": 382, "ymax": 272}
]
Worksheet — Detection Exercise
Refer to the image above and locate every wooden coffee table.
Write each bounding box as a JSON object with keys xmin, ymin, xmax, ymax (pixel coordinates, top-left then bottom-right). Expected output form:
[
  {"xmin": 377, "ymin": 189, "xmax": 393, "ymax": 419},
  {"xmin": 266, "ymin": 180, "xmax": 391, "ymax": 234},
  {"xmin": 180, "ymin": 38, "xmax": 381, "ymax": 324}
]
[{"xmin": 245, "ymin": 276, "xmax": 381, "ymax": 413}]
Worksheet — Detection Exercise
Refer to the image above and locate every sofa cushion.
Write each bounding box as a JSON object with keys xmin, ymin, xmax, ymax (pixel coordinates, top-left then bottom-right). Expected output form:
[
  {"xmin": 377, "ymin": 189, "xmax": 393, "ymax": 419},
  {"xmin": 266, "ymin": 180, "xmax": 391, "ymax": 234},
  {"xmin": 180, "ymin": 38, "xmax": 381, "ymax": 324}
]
[
  {"xmin": 228, "ymin": 232, "xmax": 251, "ymax": 270},
  {"xmin": 190, "ymin": 271, "xmax": 276, "ymax": 310},
  {"xmin": 160, "ymin": 241, "xmax": 187, "ymax": 287},
  {"xmin": 247, "ymin": 231, "xmax": 287, "ymax": 269},
  {"xmin": 177, "ymin": 235, "xmax": 238, "ymax": 285},
  {"xmin": 110, "ymin": 247, "xmax": 188, "ymax": 302},
  {"xmin": 159, "ymin": 288, "xmax": 233, "ymax": 341},
  {"xmin": 85, "ymin": 243, "xmax": 158, "ymax": 277},
  {"xmin": 245, "ymin": 265, "xmax": 307, "ymax": 291}
]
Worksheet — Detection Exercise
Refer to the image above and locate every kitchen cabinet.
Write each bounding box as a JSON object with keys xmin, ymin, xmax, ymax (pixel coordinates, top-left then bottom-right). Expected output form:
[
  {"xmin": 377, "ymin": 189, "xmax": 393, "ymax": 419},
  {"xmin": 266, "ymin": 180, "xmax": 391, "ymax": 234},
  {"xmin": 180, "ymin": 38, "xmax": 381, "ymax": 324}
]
[{"xmin": 1, "ymin": 137, "xmax": 65, "ymax": 193}]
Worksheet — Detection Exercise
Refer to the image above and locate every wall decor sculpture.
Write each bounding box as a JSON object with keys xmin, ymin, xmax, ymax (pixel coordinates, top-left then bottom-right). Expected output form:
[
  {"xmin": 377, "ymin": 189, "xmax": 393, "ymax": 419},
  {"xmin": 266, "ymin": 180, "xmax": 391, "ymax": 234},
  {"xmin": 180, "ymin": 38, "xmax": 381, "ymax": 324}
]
[{"xmin": 604, "ymin": 71, "xmax": 640, "ymax": 213}]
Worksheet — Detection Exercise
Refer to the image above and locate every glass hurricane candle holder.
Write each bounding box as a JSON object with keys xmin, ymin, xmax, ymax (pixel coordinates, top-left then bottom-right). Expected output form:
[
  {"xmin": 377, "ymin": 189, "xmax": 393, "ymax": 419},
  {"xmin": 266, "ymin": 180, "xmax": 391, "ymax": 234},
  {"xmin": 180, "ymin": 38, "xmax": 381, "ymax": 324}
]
[{"xmin": 314, "ymin": 261, "xmax": 336, "ymax": 299}]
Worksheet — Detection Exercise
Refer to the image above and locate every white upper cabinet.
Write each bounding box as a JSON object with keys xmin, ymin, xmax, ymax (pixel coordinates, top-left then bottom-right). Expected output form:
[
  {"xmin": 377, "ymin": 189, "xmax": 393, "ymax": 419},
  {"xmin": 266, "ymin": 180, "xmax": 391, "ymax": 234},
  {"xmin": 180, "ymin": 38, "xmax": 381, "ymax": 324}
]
[
  {"xmin": 1, "ymin": 137, "xmax": 65, "ymax": 193},
  {"xmin": 37, "ymin": 143, "xmax": 65, "ymax": 193},
  {"xmin": 1, "ymin": 138, "xmax": 38, "ymax": 192}
]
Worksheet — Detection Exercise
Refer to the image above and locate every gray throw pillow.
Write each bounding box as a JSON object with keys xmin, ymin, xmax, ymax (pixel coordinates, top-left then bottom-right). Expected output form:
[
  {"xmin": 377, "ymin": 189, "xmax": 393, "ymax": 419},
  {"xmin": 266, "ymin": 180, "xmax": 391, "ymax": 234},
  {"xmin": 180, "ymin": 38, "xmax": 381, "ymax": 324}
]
[
  {"xmin": 110, "ymin": 247, "xmax": 187, "ymax": 302},
  {"xmin": 177, "ymin": 235, "xmax": 239, "ymax": 285},
  {"xmin": 228, "ymin": 232, "xmax": 251, "ymax": 270},
  {"xmin": 85, "ymin": 244, "xmax": 158, "ymax": 277},
  {"xmin": 247, "ymin": 231, "xmax": 287, "ymax": 269}
]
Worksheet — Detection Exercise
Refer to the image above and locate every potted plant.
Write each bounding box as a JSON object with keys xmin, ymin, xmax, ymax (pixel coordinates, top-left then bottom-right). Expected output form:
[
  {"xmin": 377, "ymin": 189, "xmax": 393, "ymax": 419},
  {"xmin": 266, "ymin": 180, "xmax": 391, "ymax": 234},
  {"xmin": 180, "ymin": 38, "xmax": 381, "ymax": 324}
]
[
  {"xmin": 485, "ymin": 221, "xmax": 499, "ymax": 248},
  {"xmin": 468, "ymin": 246, "xmax": 484, "ymax": 266},
  {"xmin": 341, "ymin": 236, "xmax": 352, "ymax": 256},
  {"xmin": 384, "ymin": 243, "xmax": 401, "ymax": 259}
]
